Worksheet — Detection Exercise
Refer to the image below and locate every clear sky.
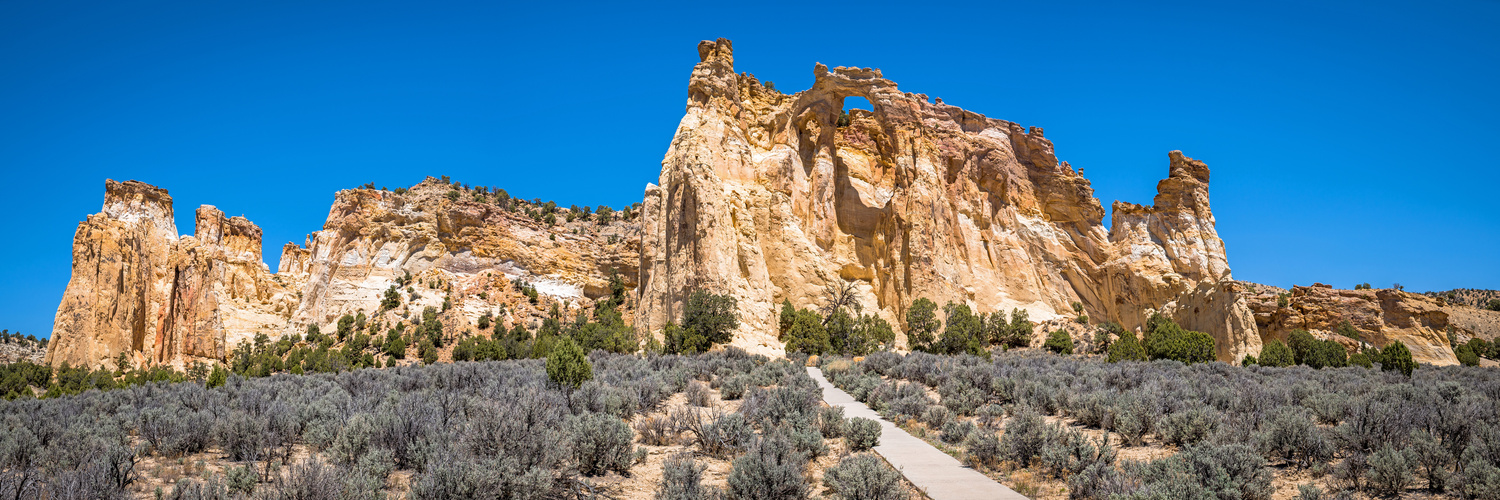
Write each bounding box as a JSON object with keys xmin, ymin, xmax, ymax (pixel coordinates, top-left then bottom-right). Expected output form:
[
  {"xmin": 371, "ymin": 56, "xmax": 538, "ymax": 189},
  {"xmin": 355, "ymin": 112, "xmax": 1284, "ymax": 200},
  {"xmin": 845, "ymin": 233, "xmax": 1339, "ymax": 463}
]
[{"xmin": 2, "ymin": 1, "xmax": 1496, "ymax": 338}]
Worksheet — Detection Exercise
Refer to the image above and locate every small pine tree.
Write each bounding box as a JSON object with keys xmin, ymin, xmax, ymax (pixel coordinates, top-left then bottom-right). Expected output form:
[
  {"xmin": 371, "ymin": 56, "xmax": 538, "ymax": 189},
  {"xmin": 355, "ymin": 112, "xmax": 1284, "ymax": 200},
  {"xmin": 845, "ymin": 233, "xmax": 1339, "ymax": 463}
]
[
  {"xmin": 905, "ymin": 298, "xmax": 940, "ymax": 352},
  {"xmin": 546, "ymin": 337, "xmax": 593, "ymax": 390},
  {"xmin": 206, "ymin": 364, "xmax": 228, "ymax": 389},
  {"xmin": 1259, "ymin": 340, "xmax": 1295, "ymax": 367},
  {"xmin": 1107, "ymin": 330, "xmax": 1147, "ymax": 362},
  {"xmin": 1380, "ymin": 341, "xmax": 1416, "ymax": 377},
  {"xmin": 1044, "ymin": 330, "xmax": 1074, "ymax": 355}
]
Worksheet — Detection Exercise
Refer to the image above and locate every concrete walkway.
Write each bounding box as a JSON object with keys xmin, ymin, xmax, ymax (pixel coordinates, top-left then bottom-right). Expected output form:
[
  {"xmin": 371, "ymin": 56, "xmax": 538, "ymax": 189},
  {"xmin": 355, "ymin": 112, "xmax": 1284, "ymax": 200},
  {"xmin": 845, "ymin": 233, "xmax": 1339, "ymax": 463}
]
[{"xmin": 808, "ymin": 366, "xmax": 1028, "ymax": 500}]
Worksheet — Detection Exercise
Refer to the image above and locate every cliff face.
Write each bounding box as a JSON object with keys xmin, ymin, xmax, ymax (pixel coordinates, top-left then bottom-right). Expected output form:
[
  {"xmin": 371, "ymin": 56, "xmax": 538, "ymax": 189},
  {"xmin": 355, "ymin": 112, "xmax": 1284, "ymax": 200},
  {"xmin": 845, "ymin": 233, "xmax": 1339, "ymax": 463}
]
[
  {"xmin": 47, "ymin": 179, "xmax": 638, "ymax": 369},
  {"xmin": 48, "ymin": 39, "xmax": 1469, "ymax": 367},
  {"xmin": 1243, "ymin": 283, "xmax": 1458, "ymax": 365},
  {"xmin": 46, "ymin": 181, "xmax": 298, "ymax": 369},
  {"xmin": 636, "ymin": 39, "xmax": 1240, "ymax": 357},
  {"xmin": 282, "ymin": 178, "xmax": 640, "ymax": 328}
]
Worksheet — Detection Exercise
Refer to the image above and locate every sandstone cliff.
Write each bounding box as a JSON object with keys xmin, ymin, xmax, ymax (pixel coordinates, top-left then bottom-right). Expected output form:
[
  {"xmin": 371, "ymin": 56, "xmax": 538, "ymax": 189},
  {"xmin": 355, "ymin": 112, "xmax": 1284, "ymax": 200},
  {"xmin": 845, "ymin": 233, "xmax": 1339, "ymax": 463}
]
[
  {"xmin": 48, "ymin": 39, "xmax": 1472, "ymax": 368},
  {"xmin": 47, "ymin": 178, "xmax": 639, "ymax": 369},
  {"xmin": 45, "ymin": 181, "xmax": 298, "ymax": 369},
  {"xmin": 1235, "ymin": 283, "xmax": 1458, "ymax": 365},
  {"xmin": 636, "ymin": 39, "xmax": 1243, "ymax": 358},
  {"xmin": 280, "ymin": 178, "xmax": 639, "ymax": 331}
]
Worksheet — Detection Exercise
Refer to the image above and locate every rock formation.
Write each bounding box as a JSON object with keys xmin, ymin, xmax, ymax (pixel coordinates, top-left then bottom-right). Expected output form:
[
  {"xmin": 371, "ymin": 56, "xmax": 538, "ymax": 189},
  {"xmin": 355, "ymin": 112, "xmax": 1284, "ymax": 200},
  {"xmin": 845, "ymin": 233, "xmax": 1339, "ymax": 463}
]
[
  {"xmin": 45, "ymin": 181, "xmax": 298, "ymax": 369},
  {"xmin": 1240, "ymin": 283, "xmax": 1458, "ymax": 365},
  {"xmin": 637, "ymin": 38, "xmax": 1246, "ymax": 358},
  {"xmin": 280, "ymin": 178, "xmax": 639, "ymax": 329},
  {"xmin": 47, "ymin": 179, "xmax": 639, "ymax": 369},
  {"xmin": 47, "ymin": 39, "xmax": 1473, "ymax": 368}
]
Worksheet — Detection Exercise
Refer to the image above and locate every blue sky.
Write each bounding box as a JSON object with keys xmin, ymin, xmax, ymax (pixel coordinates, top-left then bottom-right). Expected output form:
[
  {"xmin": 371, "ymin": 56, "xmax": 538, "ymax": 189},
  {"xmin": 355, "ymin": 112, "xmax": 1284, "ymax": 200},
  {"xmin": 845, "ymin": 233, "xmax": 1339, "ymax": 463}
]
[{"xmin": 2, "ymin": 1, "xmax": 1496, "ymax": 338}]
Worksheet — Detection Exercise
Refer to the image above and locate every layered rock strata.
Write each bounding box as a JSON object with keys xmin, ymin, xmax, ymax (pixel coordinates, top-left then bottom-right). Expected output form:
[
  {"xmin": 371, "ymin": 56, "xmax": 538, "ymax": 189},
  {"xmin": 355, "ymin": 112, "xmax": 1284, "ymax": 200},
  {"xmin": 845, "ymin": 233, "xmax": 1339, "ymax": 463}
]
[
  {"xmin": 637, "ymin": 39, "xmax": 1248, "ymax": 358},
  {"xmin": 47, "ymin": 179, "xmax": 638, "ymax": 369},
  {"xmin": 45, "ymin": 181, "xmax": 298, "ymax": 369}
]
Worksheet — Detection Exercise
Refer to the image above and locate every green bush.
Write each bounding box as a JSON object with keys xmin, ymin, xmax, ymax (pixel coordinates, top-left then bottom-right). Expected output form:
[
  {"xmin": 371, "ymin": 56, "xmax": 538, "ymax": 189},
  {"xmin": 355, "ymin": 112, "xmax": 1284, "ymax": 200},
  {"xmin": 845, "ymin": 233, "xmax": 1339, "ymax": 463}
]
[
  {"xmin": 1107, "ymin": 330, "xmax": 1147, "ymax": 362},
  {"xmin": 1044, "ymin": 330, "xmax": 1074, "ymax": 355},
  {"xmin": 1379, "ymin": 341, "xmax": 1416, "ymax": 377},
  {"xmin": 778, "ymin": 301, "xmax": 829, "ymax": 355},
  {"xmin": 546, "ymin": 338, "xmax": 593, "ymax": 389},
  {"xmin": 668, "ymin": 290, "xmax": 739, "ymax": 354},
  {"xmin": 1142, "ymin": 314, "xmax": 1215, "ymax": 364},
  {"xmin": 1457, "ymin": 344, "xmax": 1480, "ymax": 367},
  {"xmin": 1258, "ymin": 340, "xmax": 1294, "ymax": 367},
  {"xmin": 935, "ymin": 302, "xmax": 986, "ymax": 356},
  {"xmin": 905, "ymin": 298, "xmax": 940, "ymax": 352}
]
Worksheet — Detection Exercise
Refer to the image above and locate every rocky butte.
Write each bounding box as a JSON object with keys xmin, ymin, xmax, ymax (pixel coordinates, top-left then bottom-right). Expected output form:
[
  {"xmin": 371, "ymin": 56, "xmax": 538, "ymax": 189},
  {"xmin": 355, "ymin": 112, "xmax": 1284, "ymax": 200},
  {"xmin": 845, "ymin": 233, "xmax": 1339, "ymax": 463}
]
[{"xmin": 47, "ymin": 39, "xmax": 1481, "ymax": 369}]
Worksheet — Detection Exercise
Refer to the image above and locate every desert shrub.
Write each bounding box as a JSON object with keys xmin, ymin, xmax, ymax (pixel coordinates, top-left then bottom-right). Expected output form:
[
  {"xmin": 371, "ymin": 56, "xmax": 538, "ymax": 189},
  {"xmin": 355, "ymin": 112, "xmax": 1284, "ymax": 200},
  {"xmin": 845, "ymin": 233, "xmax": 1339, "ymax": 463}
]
[
  {"xmin": 999, "ymin": 405, "xmax": 1048, "ymax": 467},
  {"xmin": 846, "ymin": 417, "xmax": 881, "ymax": 452},
  {"xmin": 1160, "ymin": 406, "xmax": 1221, "ymax": 447},
  {"xmin": 1068, "ymin": 461, "xmax": 1137, "ymax": 500},
  {"xmin": 226, "ymin": 464, "xmax": 256, "ymax": 495},
  {"xmin": 964, "ymin": 429, "xmax": 1003, "ymax": 469},
  {"xmin": 822, "ymin": 453, "xmax": 910, "ymax": 500},
  {"xmin": 942, "ymin": 418, "xmax": 975, "ymax": 444},
  {"xmin": 726, "ymin": 431, "xmax": 808, "ymax": 500},
  {"xmin": 923, "ymin": 405, "xmax": 950, "ymax": 428},
  {"xmin": 818, "ymin": 406, "xmax": 846, "ymax": 438},
  {"xmin": 1039, "ymin": 425, "xmax": 1116, "ymax": 478},
  {"xmin": 694, "ymin": 411, "xmax": 754, "ymax": 458},
  {"xmin": 1143, "ymin": 443, "xmax": 1273, "ymax": 500},
  {"xmin": 742, "ymin": 385, "xmax": 819, "ymax": 430},
  {"xmin": 787, "ymin": 425, "xmax": 828, "ymax": 460},
  {"xmin": 686, "ymin": 381, "xmax": 713, "ymax": 407},
  {"xmin": 1257, "ymin": 406, "xmax": 1335, "ymax": 467},
  {"xmin": 657, "ymin": 453, "xmax": 714, "ymax": 500},
  {"xmin": 719, "ymin": 375, "xmax": 749, "ymax": 400},
  {"xmin": 1112, "ymin": 395, "xmax": 1153, "ymax": 447},
  {"xmin": 636, "ymin": 415, "xmax": 678, "ymax": 446},
  {"xmin": 1045, "ymin": 330, "xmax": 1074, "ymax": 355},
  {"xmin": 1302, "ymin": 392, "xmax": 1347, "ymax": 425},
  {"xmin": 1295, "ymin": 483, "xmax": 1325, "ymax": 500},
  {"xmin": 938, "ymin": 378, "xmax": 985, "ymax": 416},
  {"xmin": 1409, "ymin": 429, "xmax": 1452, "ymax": 493},
  {"xmin": 1365, "ymin": 442, "xmax": 1414, "ymax": 496}
]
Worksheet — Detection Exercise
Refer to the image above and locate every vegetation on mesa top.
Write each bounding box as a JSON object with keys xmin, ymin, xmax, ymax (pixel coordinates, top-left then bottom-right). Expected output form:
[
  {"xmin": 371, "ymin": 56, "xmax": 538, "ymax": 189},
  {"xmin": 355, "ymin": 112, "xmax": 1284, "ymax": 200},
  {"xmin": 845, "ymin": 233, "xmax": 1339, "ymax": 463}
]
[{"xmin": 359, "ymin": 175, "xmax": 643, "ymax": 228}]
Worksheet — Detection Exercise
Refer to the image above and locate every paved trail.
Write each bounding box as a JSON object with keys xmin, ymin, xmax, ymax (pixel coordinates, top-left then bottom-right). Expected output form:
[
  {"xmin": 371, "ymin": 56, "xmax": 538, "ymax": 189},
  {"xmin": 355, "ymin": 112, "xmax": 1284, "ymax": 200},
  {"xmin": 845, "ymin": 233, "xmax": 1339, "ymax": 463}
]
[{"xmin": 807, "ymin": 366, "xmax": 1028, "ymax": 500}]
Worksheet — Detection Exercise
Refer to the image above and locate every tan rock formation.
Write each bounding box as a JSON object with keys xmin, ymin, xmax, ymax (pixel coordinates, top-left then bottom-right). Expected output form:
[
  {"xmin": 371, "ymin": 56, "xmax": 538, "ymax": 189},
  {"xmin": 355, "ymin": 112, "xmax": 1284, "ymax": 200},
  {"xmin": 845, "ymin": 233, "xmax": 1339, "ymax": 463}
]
[
  {"xmin": 283, "ymin": 178, "xmax": 640, "ymax": 329},
  {"xmin": 46, "ymin": 181, "xmax": 297, "ymax": 369},
  {"xmin": 1241, "ymin": 283, "xmax": 1458, "ymax": 365},
  {"xmin": 46, "ymin": 178, "xmax": 641, "ymax": 369},
  {"xmin": 637, "ymin": 39, "xmax": 1238, "ymax": 357}
]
